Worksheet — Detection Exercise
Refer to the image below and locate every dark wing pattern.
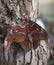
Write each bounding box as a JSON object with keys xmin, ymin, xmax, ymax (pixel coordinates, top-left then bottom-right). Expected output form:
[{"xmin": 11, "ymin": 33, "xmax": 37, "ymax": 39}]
[{"xmin": 4, "ymin": 19, "xmax": 51, "ymax": 51}]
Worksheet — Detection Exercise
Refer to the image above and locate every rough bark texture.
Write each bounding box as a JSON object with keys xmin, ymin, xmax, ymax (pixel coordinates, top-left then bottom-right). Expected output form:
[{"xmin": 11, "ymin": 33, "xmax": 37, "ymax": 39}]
[
  {"xmin": 4, "ymin": 40, "xmax": 53, "ymax": 65},
  {"xmin": 0, "ymin": 0, "xmax": 37, "ymax": 27},
  {"xmin": 0, "ymin": 0, "xmax": 54, "ymax": 65}
]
